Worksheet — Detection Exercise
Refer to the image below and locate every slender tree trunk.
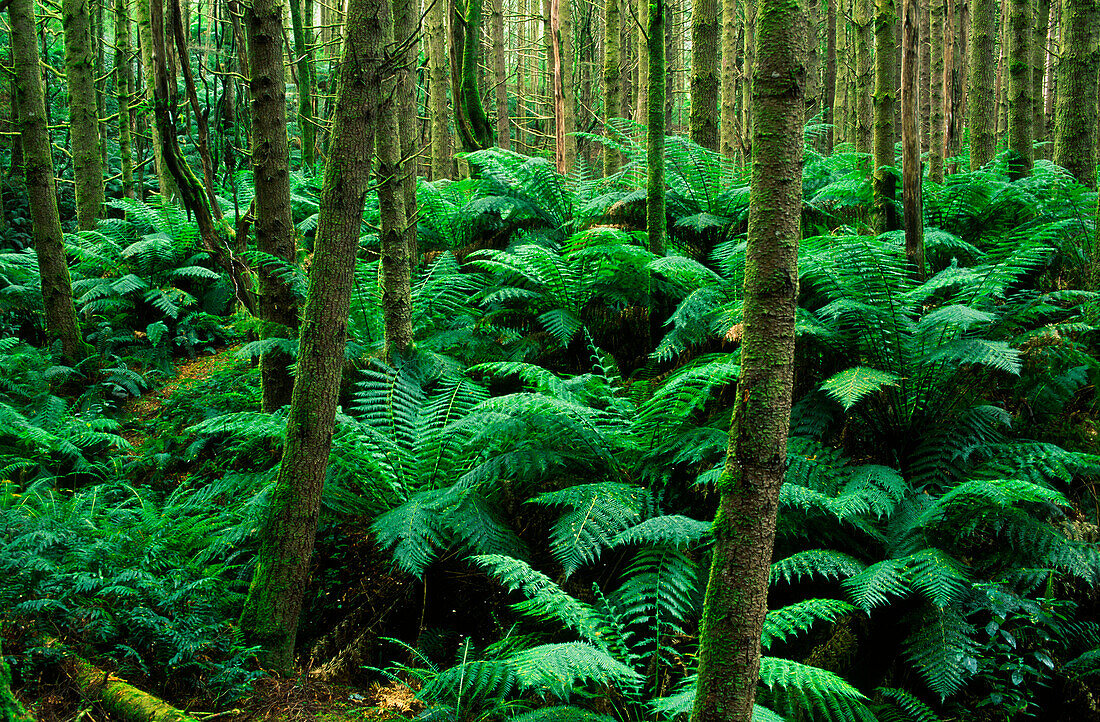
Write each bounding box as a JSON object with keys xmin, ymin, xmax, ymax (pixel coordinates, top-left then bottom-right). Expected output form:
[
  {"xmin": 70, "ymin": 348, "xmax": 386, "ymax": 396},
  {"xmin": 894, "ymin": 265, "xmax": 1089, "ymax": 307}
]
[
  {"xmin": 855, "ymin": 0, "xmax": 874, "ymax": 153},
  {"xmin": 902, "ymin": 0, "xmax": 925, "ymax": 277},
  {"xmin": 11, "ymin": 0, "xmax": 87, "ymax": 363},
  {"xmin": 690, "ymin": 0, "xmax": 805, "ymax": 715},
  {"xmin": 719, "ymin": 0, "xmax": 739, "ymax": 159},
  {"xmin": 428, "ymin": 0, "xmax": 451, "ymax": 178},
  {"xmin": 920, "ymin": 0, "xmax": 930, "ymax": 152},
  {"xmin": 239, "ymin": 0, "xmax": 386, "ymax": 671},
  {"xmin": 1006, "ymin": 0, "xmax": 1032, "ymax": 179},
  {"xmin": 117, "ymin": 0, "xmax": 137, "ymax": 199},
  {"xmin": 664, "ymin": 0, "xmax": 677, "ymax": 132},
  {"xmin": 248, "ymin": 0, "xmax": 300, "ymax": 411},
  {"xmin": 825, "ymin": 0, "xmax": 837, "ymax": 152},
  {"xmin": 969, "ymin": 0, "xmax": 995, "ymax": 167},
  {"xmin": 136, "ymin": 0, "xmax": 177, "ymax": 197},
  {"xmin": 875, "ymin": 0, "xmax": 899, "ymax": 230},
  {"xmin": 636, "ymin": 0, "xmax": 648, "ymax": 130},
  {"xmin": 491, "ymin": 0, "xmax": 510, "ymax": 149},
  {"xmin": 289, "ymin": 0, "xmax": 317, "ymax": 171},
  {"xmin": 1031, "ymin": 0, "xmax": 1050, "ymax": 156},
  {"xmin": 807, "ymin": 0, "xmax": 820, "ymax": 120},
  {"xmin": 690, "ymin": 0, "xmax": 718, "ymax": 150},
  {"xmin": 604, "ymin": 0, "xmax": 621, "ymax": 171},
  {"xmin": 994, "ymin": 0, "xmax": 1007, "ymax": 140},
  {"xmin": 1052, "ymin": 0, "xmax": 1099, "ymax": 187},
  {"xmin": 393, "ymin": 0, "xmax": 419, "ymax": 265},
  {"xmin": 63, "ymin": 0, "xmax": 106, "ymax": 230},
  {"xmin": 741, "ymin": 0, "xmax": 755, "ymax": 161},
  {"xmin": 646, "ymin": 0, "xmax": 665, "ymax": 255},
  {"xmin": 947, "ymin": 0, "xmax": 967, "ymax": 170},
  {"xmin": 835, "ymin": 0, "xmax": 848, "ymax": 144},
  {"xmin": 929, "ymin": 0, "xmax": 945, "ymax": 180}
]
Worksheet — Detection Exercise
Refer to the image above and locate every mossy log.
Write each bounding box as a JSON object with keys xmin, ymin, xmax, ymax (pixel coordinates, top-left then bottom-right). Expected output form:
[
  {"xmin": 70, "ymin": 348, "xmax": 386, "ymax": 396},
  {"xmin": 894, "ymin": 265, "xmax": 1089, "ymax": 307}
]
[{"xmin": 62, "ymin": 655, "xmax": 200, "ymax": 722}]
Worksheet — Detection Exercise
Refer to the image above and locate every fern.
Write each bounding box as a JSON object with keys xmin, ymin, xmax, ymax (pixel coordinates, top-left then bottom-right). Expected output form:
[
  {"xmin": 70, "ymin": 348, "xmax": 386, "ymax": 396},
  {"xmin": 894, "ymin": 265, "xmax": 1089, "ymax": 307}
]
[
  {"xmin": 761, "ymin": 599, "xmax": 857, "ymax": 650},
  {"xmin": 902, "ymin": 606, "xmax": 980, "ymax": 699}
]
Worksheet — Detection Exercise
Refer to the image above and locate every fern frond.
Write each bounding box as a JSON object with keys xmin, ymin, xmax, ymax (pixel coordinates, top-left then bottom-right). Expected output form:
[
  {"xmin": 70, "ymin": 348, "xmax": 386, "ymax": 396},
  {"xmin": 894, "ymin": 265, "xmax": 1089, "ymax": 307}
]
[{"xmin": 761, "ymin": 599, "xmax": 856, "ymax": 650}]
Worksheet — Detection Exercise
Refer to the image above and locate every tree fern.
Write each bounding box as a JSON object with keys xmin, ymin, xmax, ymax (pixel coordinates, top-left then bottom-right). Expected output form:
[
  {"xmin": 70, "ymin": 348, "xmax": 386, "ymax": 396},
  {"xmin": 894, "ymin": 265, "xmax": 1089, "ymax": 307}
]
[{"xmin": 902, "ymin": 606, "xmax": 980, "ymax": 699}]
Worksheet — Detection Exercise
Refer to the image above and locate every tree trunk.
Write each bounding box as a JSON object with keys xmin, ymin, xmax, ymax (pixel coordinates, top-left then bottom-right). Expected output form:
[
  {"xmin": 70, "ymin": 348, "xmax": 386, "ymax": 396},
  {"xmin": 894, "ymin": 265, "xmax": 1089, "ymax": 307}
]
[
  {"xmin": 116, "ymin": 0, "xmax": 136, "ymax": 199},
  {"xmin": 248, "ymin": 0, "xmax": 300, "ymax": 412},
  {"xmin": 947, "ymin": 0, "xmax": 967, "ymax": 170},
  {"xmin": 0, "ymin": 643, "xmax": 31, "ymax": 722},
  {"xmin": 1006, "ymin": 0, "xmax": 1032, "ymax": 179},
  {"xmin": 63, "ymin": 0, "xmax": 105, "ymax": 230},
  {"xmin": 855, "ymin": 0, "xmax": 874, "ymax": 153},
  {"xmin": 452, "ymin": 0, "xmax": 493, "ymax": 152},
  {"xmin": 690, "ymin": 0, "xmax": 718, "ymax": 150},
  {"xmin": 11, "ymin": 0, "xmax": 87, "ymax": 364},
  {"xmin": 929, "ymin": 0, "xmax": 945, "ymax": 180},
  {"xmin": 835, "ymin": 0, "xmax": 848, "ymax": 144},
  {"xmin": 1031, "ymin": 0, "xmax": 1050, "ymax": 156},
  {"xmin": 807, "ymin": 0, "xmax": 820, "ymax": 120},
  {"xmin": 239, "ymin": 0, "xmax": 386, "ymax": 671},
  {"xmin": 393, "ymin": 0, "xmax": 419, "ymax": 265},
  {"xmin": 491, "ymin": 0, "xmax": 510, "ymax": 149},
  {"xmin": 604, "ymin": 0, "xmax": 621, "ymax": 171},
  {"xmin": 428, "ymin": 0, "xmax": 451, "ymax": 178},
  {"xmin": 969, "ymin": 0, "xmax": 995, "ymax": 167},
  {"xmin": 902, "ymin": 0, "xmax": 925, "ymax": 278},
  {"xmin": 289, "ymin": 0, "xmax": 317, "ymax": 172},
  {"xmin": 690, "ymin": 0, "xmax": 805, "ymax": 716},
  {"xmin": 920, "ymin": 0, "xmax": 930, "ymax": 152},
  {"xmin": 719, "ymin": 0, "xmax": 739, "ymax": 159},
  {"xmin": 636, "ymin": 0, "xmax": 648, "ymax": 128},
  {"xmin": 62, "ymin": 654, "xmax": 199, "ymax": 722},
  {"xmin": 741, "ymin": 0, "xmax": 755, "ymax": 161},
  {"xmin": 646, "ymin": 0, "xmax": 665, "ymax": 255},
  {"xmin": 825, "ymin": 0, "xmax": 837, "ymax": 152},
  {"xmin": 874, "ymin": 0, "xmax": 899, "ymax": 230},
  {"xmin": 136, "ymin": 0, "xmax": 177, "ymax": 198},
  {"xmin": 1052, "ymin": 0, "xmax": 1099, "ymax": 187}
]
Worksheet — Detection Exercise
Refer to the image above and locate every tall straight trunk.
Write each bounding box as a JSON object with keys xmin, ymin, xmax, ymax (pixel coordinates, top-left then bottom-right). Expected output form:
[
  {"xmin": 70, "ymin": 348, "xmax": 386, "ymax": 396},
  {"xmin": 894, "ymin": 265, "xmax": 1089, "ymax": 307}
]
[
  {"xmin": 855, "ymin": 0, "xmax": 874, "ymax": 153},
  {"xmin": 116, "ymin": 0, "xmax": 137, "ymax": 199},
  {"xmin": 807, "ymin": 0, "xmax": 820, "ymax": 120},
  {"xmin": 636, "ymin": 0, "xmax": 648, "ymax": 130},
  {"xmin": 929, "ymin": 0, "xmax": 946, "ymax": 180},
  {"xmin": 94, "ymin": 0, "xmax": 108, "ymax": 176},
  {"xmin": 664, "ymin": 0, "xmax": 678, "ymax": 132},
  {"xmin": 491, "ymin": 0, "xmax": 510, "ymax": 149},
  {"xmin": 136, "ymin": 0, "xmax": 177, "ymax": 197},
  {"xmin": 994, "ymin": 0, "xmax": 1007, "ymax": 139},
  {"xmin": 1052, "ymin": 0, "xmax": 1099, "ymax": 187},
  {"xmin": 11, "ymin": 0, "xmax": 87, "ymax": 363},
  {"xmin": 741, "ymin": 0, "xmax": 755, "ymax": 162},
  {"xmin": 1031, "ymin": 0, "xmax": 1050, "ymax": 156},
  {"xmin": 646, "ymin": 0, "xmax": 665, "ymax": 255},
  {"xmin": 289, "ymin": 0, "xmax": 317, "ymax": 171},
  {"xmin": 920, "ymin": 0, "xmax": 930, "ymax": 152},
  {"xmin": 239, "ymin": 0, "xmax": 386, "ymax": 671},
  {"xmin": 690, "ymin": 0, "xmax": 718, "ymax": 149},
  {"xmin": 969, "ymin": 0, "xmax": 995, "ymax": 167},
  {"xmin": 902, "ymin": 0, "xmax": 925, "ymax": 278},
  {"xmin": 248, "ymin": 0, "xmax": 300, "ymax": 411},
  {"xmin": 393, "ymin": 0, "xmax": 419, "ymax": 265},
  {"xmin": 428, "ymin": 0, "xmax": 451, "ymax": 178},
  {"xmin": 63, "ymin": 0, "xmax": 105, "ymax": 230},
  {"xmin": 550, "ymin": 0, "xmax": 575, "ymax": 171},
  {"xmin": 946, "ymin": 0, "xmax": 967, "ymax": 170},
  {"xmin": 875, "ymin": 0, "xmax": 899, "ymax": 230},
  {"xmin": 1042, "ymin": 12, "xmax": 1056, "ymax": 128},
  {"xmin": 379, "ymin": 0, "xmax": 413, "ymax": 356},
  {"xmin": 1005, "ymin": 0, "xmax": 1032, "ymax": 179},
  {"xmin": 517, "ymin": 0, "xmax": 528, "ymax": 151},
  {"xmin": 719, "ymin": 0, "xmax": 739, "ymax": 159},
  {"xmin": 604, "ymin": 0, "xmax": 621, "ymax": 171},
  {"xmin": 690, "ymin": 0, "xmax": 805, "ymax": 715},
  {"xmin": 825, "ymin": 0, "xmax": 837, "ymax": 152},
  {"xmin": 621, "ymin": 0, "xmax": 634, "ymax": 119},
  {"xmin": 834, "ymin": 0, "xmax": 848, "ymax": 144}
]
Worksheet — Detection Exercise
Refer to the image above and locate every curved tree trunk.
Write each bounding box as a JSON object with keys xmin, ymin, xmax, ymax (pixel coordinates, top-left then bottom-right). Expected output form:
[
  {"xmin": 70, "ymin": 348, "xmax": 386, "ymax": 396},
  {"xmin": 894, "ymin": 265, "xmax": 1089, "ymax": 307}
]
[
  {"xmin": 63, "ymin": 0, "xmax": 105, "ymax": 230},
  {"xmin": 1052, "ymin": 0, "xmax": 1099, "ymax": 187},
  {"xmin": 11, "ymin": 0, "xmax": 87, "ymax": 364},
  {"xmin": 690, "ymin": 0, "xmax": 718, "ymax": 151},
  {"xmin": 690, "ymin": 0, "xmax": 805, "ymax": 715},
  {"xmin": 239, "ymin": 0, "xmax": 386, "ymax": 671},
  {"xmin": 248, "ymin": 0, "xmax": 300, "ymax": 411}
]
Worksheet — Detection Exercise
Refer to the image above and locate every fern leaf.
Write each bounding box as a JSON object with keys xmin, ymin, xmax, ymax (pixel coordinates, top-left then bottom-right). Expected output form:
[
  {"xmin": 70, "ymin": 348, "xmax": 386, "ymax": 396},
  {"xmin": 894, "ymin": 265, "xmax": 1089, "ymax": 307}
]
[{"xmin": 820, "ymin": 367, "xmax": 901, "ymax": 411}]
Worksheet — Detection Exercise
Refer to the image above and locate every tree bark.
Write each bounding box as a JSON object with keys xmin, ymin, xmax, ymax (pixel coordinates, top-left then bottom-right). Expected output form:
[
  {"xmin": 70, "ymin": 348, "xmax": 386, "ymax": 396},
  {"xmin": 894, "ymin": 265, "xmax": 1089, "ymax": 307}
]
[
  {"xmin": 690, "ymin": 0, "xmax": 805, "ymax": 716},
  {"xmin": 239, "ymin": 0, "xmax": 386, "ymax": 671},
  {"xmin": 1031, "ymin": 0, "xmax": 1050, "ymax": 157},
  {"xmin": 855, "ymin": 0, "xmax": 874, "ymax": 153},
  {"xmin": 646, "ymin": 0, "xmax": 665, "ymax": 255},
  {"xmin": 491, "ymin": 0, "xmax": 510, "ymax": 149},
  {"xmin": 604, "ymin": 0, "xmax": 621, "ymax": 171},
  {"xmin": 289, "ymin": 0, "xmax": 317, "ymax": 171},
  {"xmin": 452, "ymin": 0, "xmax": 493, "ymax": 152},
  {"xmin": 968, "ymin": 0, "xmax": 995, "ymax": 167},
  {"xmin": 741, "ymin": 0, "xmax": 755, "ymax": 161},
  {"xmin": 825, "ymin": 0, "xmax": 837, "ymax": 152},
  {"xmin": 393, "ymin": 0, "xmax": 419, "ymax": 265},
  {"xmin": 902, "ymin": 0, "xmax": 925, "ymax": 278},
  {"xmin": 62, "ymin": 654, "xmax": 199, "ymax": 722},
  {"xmin": 428, "ymin": 0, "xmax": 452, "ymax": 178},
  {"xmin": 248, "ymin": 0, "xmax": 300, "ymax": 412},
  {"xmin": 1052, "ymin": 0, "xmax": 1099, "ymax": 187},
  {"xmin": 919, "ymin": 0, "xmax": 930, "ymax": 152},
  {"xmin": 551, "ymin": 0, "xmax": 575, "ymax": 171},
  {"xmin": 116, "ymin": 0, "xmax": 137, "ymax": 199},
  {"xmin": 63, "ymin": 0, "xmax": 105, "ymax": 230},
  {"xmin": 929, "ymin": 0, "xmax": 945, "ymax": 180},
  {"xmin": 690, "ymin": 0, "xmax": 718, "ymax": 150},
  {"xmin": 11, "ymin": 0, "xmax": 87, "ymax": 364},
  {"xmin": 719, "ymin": 0, "xmax": 739, "ymax": 159},
  {"xmin": 874, "ymin": 0, "xmax": 899, "ymax": 230},
  {"xmin": 136, "ymin": 0, "xmax": 177, "ymax": 198},
  {"xmin": 1005, "ymin": 0, "xmax": 1032, "ymax": 179}
]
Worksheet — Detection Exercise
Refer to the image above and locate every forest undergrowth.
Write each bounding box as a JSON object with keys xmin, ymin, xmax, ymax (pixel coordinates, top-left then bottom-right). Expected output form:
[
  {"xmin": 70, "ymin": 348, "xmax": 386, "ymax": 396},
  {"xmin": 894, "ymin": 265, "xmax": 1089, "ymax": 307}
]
[{"xmin": 2, "ymin": 132, "xmax": 1100, "ymax": 721}]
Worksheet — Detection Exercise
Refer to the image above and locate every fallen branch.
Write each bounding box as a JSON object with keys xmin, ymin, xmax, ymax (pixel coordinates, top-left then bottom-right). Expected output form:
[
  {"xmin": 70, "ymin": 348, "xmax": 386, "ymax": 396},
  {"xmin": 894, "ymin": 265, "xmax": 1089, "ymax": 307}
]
[{"xmin": 62, "ymin": 655, "xmax": 200, "ymax": 722}]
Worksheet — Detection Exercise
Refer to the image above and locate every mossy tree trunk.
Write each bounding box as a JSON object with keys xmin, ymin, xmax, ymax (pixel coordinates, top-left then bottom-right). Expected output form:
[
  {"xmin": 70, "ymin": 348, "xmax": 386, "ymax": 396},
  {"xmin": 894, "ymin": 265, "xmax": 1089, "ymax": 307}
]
[
  {"xmin": 690, "ymin": 0, "xmax": 805, "ymax": 716},
  {"xmin": 63, "ymin": 0, "xmax": 105, "ymax": 230},
  {"xmin": 1005, "ymin": 0, "xmax": 1032, "ymax": 179},
  {"xmin": 740, "ymin": 0, "xmax": 755, "ymax": 161},
  {"xmin": 394, "ymin": 0, "xmax": 419, "ymax": 264},
  {"xmin": 929, "ymin": 0, "xmax": 946, "ymax": 181},
  {"xmin": 603, "ymin": 0, "xmax": 621, "ymax": 172},
  {"xmin": 0, "ymin": 643, "xmax": 31, "ymax": 722},
  {"xmin": 825, "ymin": 0, "xmax": 837, "ymax": 152},
  {"xmin": 289, "ymin": 0, "xmax": 317, "ymax": 172},
  {"xmin": 428, "ymin": 0, "xmax": 451, "ymax": 178},
  {"xmin": 646, "ymin": 0, "xmax": 665, "ymax": 256},
  {"xmin": 968, "ymin": 0, "xmax": 996, "ymax": 168},
  {"xmin": 874, "ymin": 0, "xmax": 899, "ymax": 230},
  {"xmin": 239, "ymin": 0, "xmax": 386, "ymax": 671},
  {"xmin": 452, "ymin": 0, "xmax": 494, "ymax": 152},
  {"xmin": 1052, "ymin": 0, "xmax": 1099, "ymax": 187},
  {"xmin": 491, "ymin": 0, "xmax": 510, "ymax": 149},
  {"xmin": 1030, "ymin": 0, "xmax": 1050, "ymax": 156},
  {"xmin": 902, "ymin": 0, "xmax": 926, "ymax": 278},
  {"xmin": 636, "ymin": 0, "xmax": 648, "ymax": 129},
  {"xmin": 719, "ymin": 0, "xmax": 739, "ymax": 159},
  {"xmin": 248, "ymin": 0, "xmax": 300, "ymax": 411},
  {"xmin": 689, "ymin": 0, "xmax": 718, "ymax": 151},
  {"xmin": 136, "ymin": 0, "xmax": 177, "ymax": 198},
  {"xmin": 116, "ymin": 0, "xmax": 136, "ymax": 199},
  {"xmin": 855, "ymin": 0, "xmax": 874, "ymax": 153},
  {"xmin": 11, "ymin": 0, "xmax": 87, "ymax": 364}
]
